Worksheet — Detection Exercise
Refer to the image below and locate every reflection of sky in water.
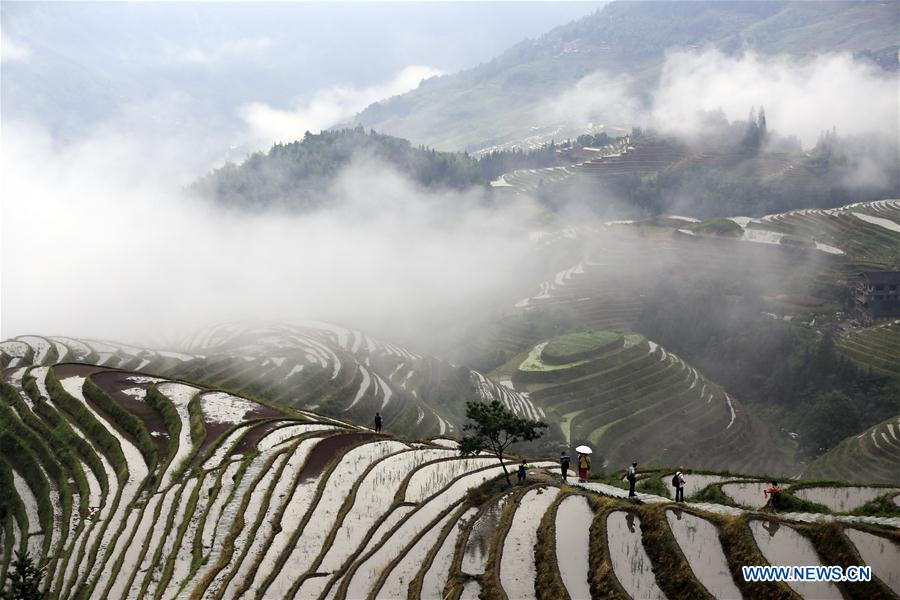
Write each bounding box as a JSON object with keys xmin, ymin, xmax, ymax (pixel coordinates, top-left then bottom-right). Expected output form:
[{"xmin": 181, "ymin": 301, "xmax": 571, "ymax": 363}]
[
  {"xmin": 666, "ymin": 508, "xmax": 741, "ymax": 599},
  {"xmin": 750, "ymin": 520, "xmax": 842, "ymax": 600},
  {"xmin": 607, "ymin": 511, "xmax": 666, "ymax": 600}
]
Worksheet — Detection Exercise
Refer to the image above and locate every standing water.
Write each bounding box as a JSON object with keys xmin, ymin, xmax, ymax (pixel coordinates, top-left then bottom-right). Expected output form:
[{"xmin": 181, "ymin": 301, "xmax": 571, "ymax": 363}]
[
  {"xmin": 499, "ymin": 487, "xmax": 558, "ymax": 600},
  {"xmin": 462, "ymin": 494, "xmax": 512, "ymax": 575},
  {"xmin": 720, "ymin": 482, "xmax": 770, "ymax": 509},
  {"xmin": 606, "ymin": 511, "xmax": 667, "ymax": 600},
  {"xmin": 665, "ymin": 509, "xmax": 740, "ymax": 599},
  {"xmin": 554, "ymin": 495, "xmax": 592, "ymax": 600},
  {"xmin": 749, "ymin": 519, "xmax": 842, "ymax": 599},
  {"xmin": 844, "ymin": 528, "xmax": 900, "ymax": 595},
  {"xmin": 792, "ymin": 486, "xmax": 898, "ymax": 512}
]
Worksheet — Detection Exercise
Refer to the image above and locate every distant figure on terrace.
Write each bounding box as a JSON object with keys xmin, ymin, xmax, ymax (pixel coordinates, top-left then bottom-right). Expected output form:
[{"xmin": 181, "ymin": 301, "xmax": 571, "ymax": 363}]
[
  {"xmin": 626, "ymin": 462, "xmax": 638, "ymax": 497},
  {"xmin": 673, "ymin": 470, "xmax": 686, "ymax": 502},
  {"xmin": 374, "ymin": 412, "xmax": 383, "ymax": 432},
  {"xmin": 518, "ymin": 460, "xmax": 529, "ymax": 483},
  {"xmin": 578, "ymin": 453, "xmax": 590, "ymax": 482},
  {"xmin": 560, "ymin": 451, "xmax": 571, "ymax": 480},
  {"xmin": 764, "ymin": 481, "xmax": 782, "ymax": 510}
]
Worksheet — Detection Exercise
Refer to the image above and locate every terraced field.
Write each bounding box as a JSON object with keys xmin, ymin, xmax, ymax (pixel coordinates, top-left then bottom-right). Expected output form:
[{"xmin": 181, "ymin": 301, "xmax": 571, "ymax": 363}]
[
  {"xmin": 461, "ymin": 207, "xmax": 849, "ymax": 372},
  {"xmin": 3, "ymin": 345, "xmax": 900, "ymax": 599},
  {"xmin": 836, "ymin": 320, "xmax": 900, "ymax": 379},
  {"xmin": 803, "ymin": 412, "xmax": 900, "ymax": 485},
  {"xmin": 0, "ymin": 326, "xmax": 545, "ymax": 443},
  {"xmin": 502, "ymin": 331, "xmax": 790, "ymax": 475}
]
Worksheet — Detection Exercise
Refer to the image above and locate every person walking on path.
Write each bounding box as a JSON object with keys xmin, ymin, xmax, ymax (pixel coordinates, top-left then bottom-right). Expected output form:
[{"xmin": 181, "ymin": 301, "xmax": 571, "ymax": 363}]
[
  {"xmin": 374, "ymin": 412, "xmax": 383, "ymax": 433},
  {"xmin": 577, "ymin": 453, "xmax": 590, "ymax": 482},
  {"xmin": 626, "ymin": 462, "xmax": 638, "ymax": 497},
  {"xmin": 560, "ymin": 452, "xmax": 571, "ymax": 481},
  {"xmin": 517, "ymin": 460, "xmax": 529, "ymax": 483},
  {"xmin": 763, "ymin": 481, "xmax": 782, "ymax": 510},
  {"xmin": 673, "ymin": 470, "xmax": 686, "ymax": 502}
]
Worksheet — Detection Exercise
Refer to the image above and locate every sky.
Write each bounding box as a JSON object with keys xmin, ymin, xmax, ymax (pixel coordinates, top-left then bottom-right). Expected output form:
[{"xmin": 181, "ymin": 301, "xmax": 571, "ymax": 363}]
[
  {"xmin": 2, "ymin": 1, "xmax": 897, "ymax": 346},
  {"xmin": 1, "ymin": 1, "xmax": 603, "ymax": 342},
  {"xmin": 1, "ymin": 1, "xmax": 603, "ymax": 171}
]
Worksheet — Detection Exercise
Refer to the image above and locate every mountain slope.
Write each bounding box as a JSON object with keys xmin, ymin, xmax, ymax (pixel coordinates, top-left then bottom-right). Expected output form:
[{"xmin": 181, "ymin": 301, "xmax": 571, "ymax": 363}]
[{"xmin": 351, "ymin": 0, "xmax": 899, "ymax": 151}]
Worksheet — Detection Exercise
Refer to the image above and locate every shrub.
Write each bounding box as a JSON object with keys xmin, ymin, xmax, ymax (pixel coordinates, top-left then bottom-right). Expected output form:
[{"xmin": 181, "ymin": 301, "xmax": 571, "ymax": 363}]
[{"xmin": 2, "ymin": 550, "xmax": 46, "ymax": 600}]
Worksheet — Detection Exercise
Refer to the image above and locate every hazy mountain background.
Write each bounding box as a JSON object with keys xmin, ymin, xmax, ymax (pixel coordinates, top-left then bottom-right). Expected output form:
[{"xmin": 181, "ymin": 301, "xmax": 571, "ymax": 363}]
[
  {"xmin": 1, "ymin": 1, "xmax": 603, "ymax": 172},
  {"xmin": 350, "ymin": 1, "xmax": 899, "ymax": 151}
]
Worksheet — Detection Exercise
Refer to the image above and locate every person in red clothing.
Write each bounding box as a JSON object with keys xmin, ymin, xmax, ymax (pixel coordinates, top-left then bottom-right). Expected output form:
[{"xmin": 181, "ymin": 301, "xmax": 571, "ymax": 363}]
[
  {"xmin": 577, "ymin": 453, "xmax": 590, "ymax": 482},
  {"xmin": 763, "ymin": 481, "xmax": 782, "ymax": 510}
]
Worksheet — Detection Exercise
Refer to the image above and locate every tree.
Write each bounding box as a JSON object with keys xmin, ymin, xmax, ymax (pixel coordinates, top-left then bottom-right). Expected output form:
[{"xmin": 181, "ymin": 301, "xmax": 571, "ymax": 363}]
[
  {"xmin": 2, "ymin": 551, "xmax": 45, "ymax": 600},
  {"xmin": 458, "ymin": 399, "xmax": 547, "ymax": 486}
]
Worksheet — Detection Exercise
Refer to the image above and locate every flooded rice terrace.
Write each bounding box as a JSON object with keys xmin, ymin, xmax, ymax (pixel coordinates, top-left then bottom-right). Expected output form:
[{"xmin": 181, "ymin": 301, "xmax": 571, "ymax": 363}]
[
  {"xmin": 749, "ymin": 519, "xmax": 842, "ymax": 599},
  {"xmin": 665, "ymin": 508, "xmax": 741, "ymax": 599},
  {"xmin": 421, "ymin": 507, "xmax": 478, "ymax": 599},
  {"xmin": 720, "ymin": 482, "xmax": 770, "ymax": 509},
  {"xmin": 664, "ymin": 474, "xmax": 736, "ymax": 499},
  {"xmin": 844, "ymin": 528, "xmax": 900, "ymax": 595},
  {"xmin": 606, "ymin": 511, "xmax": 666, "ymax": 600},
  {"xmin": 793, "ymin": 486, "xmax": 899, "ymax": 512},
  {"xmin": 462, "ymin": 493, "xmax": 512, "ymax": 574},
  {"xmin": 499, "ymin": 487, "xmax": 558, "ymax": 600},
  {"xmin": 555, "ymin": 495, "xmax": 592, "ymax": 600}
]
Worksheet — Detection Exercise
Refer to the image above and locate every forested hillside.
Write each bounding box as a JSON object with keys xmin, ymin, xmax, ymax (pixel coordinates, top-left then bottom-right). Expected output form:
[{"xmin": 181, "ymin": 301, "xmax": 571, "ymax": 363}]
[{"xmin": 192, "ymin": 127, "xmax": 560, "ymax": 210}]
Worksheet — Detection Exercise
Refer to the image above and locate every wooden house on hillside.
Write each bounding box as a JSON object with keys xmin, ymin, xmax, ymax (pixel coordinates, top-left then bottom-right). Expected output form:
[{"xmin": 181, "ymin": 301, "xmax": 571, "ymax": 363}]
[{"xmin": 851, "ymin": 271, "xmax": 900, "ymax": 324}]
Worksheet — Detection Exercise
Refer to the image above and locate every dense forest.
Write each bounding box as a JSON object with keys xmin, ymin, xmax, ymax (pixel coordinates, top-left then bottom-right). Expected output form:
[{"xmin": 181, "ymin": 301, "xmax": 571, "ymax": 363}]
[{"xmin": 193, "ymin": 127, "xmax": 561, "ymax": 210}]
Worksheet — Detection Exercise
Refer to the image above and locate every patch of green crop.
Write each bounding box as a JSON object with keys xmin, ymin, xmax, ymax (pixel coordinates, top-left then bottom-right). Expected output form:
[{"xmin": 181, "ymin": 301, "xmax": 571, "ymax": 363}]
[{"xmin": 542, "ymin": 331, "xmax": 623, "ymax": 364}]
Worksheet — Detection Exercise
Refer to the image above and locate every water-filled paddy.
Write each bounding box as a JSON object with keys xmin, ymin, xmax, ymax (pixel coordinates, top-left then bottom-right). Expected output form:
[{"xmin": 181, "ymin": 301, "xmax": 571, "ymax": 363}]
[
  {"xmin": 462, "ymin": 493, "xmax": 511, "ymax": 574},
  {"xmin": 845, "ymin": 528, "xmax": 900, "ymax": 595},
  {"xmin": 555, "ymin": 495, "xmax": 592, "ymax": 600},
  {"xmin": 793, "ymin": 486, "xmax": 898, "ymax": 512},
  {"xmin": 721, "ymin": 482, "xmax": 771, "ymax": 509},
  {"xmin": 749, "ymin": 519, "xmax": 842, "ymax": 599},
  {"xmin": 606, "ymin": 511, "xmax": 666, "ymax": 600},
  {"xmin": 500, "ymin": 487, "xmax": 558, "ymax": 600},
  {"xmin": 664, "ymin": 474, "xmax": 737, "ymax": 499},
  {"xmin": 665, "ymin": 508, "xmax": 740, "ymax": 599}
]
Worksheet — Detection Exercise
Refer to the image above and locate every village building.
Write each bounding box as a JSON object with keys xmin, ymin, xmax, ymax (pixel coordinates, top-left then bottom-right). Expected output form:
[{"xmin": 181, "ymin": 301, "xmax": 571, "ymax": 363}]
[{"xmin": 851, "ymin": 271, "xmax": 900, "ymax": 324}]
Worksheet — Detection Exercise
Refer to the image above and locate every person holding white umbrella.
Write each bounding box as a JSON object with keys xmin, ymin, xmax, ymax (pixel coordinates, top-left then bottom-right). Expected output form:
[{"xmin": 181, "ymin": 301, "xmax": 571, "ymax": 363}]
[{"xmin": 576, "ymin": 445, "xmax": 592, "ymax": 482}]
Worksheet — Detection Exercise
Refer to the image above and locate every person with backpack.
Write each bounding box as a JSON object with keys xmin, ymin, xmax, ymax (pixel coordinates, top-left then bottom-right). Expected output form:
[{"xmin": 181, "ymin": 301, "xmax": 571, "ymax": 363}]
[
  {"xmin": 626, "ymin": 462, "xmax": 638, "ymax": 497},
  {"xmin": 672, "ymin": 470, "xmax": 686, "ymax": 502},
  {"xmin": 517, "ymin": 460, "xmax": 529, "ymax": 483},
  {"xmin": 374, "ymin": 412, "xmax": 383, "ymax": 432},
  {"xmin": 764, "ymin": 481, "xmax": 782, "ymax": 510},
  {"xmin": 578, "ymin": 453, "xmax": 590, "ymax": 482},
  {"xmin": 560, "ymin": 452, "xmax": 571, "ymax": 480}
]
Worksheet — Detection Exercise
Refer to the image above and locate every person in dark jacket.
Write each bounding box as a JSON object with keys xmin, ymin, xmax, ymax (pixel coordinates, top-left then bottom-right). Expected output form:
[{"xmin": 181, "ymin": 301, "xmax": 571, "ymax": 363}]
[
  {"xmin": 673, "ymin": 470, "xmax": 686, "ymax": 502},
  {"xmin": 626, "ymin": 462, "xmax": 638, "ymax": 497},
  {"xmin": 764, "ymin": 481, "xmax": 782, "ymax": 510},
  {"xmin": 374, "ymin": 412, "xmax": 383, "ymax": 432},
  {"xmin": 560, "ymin": 452, "xmax": 571, "ymax": 480},
  {"xmin": 517, "ymin": 460, "xmax": 529, "ymax": 483}
]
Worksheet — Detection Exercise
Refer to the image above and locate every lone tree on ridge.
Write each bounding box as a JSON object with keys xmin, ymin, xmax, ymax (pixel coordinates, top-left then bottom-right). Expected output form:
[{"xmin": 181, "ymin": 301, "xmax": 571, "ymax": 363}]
[{"xmin": 459, "ymin": 399, "xmax": 547, "ymax": 486}]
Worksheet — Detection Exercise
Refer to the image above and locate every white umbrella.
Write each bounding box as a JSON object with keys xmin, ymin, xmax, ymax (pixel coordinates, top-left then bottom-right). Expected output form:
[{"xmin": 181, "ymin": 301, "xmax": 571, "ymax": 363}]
[{"xmin": 575, "ymin": 445, "xmax": 592, "ymax": 454}]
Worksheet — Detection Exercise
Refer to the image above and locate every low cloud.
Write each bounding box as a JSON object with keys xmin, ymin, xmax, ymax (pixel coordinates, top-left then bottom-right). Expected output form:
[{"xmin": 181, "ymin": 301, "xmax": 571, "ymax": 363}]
[
  {"xmin": 1, "ymin": 30, "xmax": 31, "ymax": 62},
  {"xmin": 239, "ymin": 65, "xmax": 443, "ymax": 147},
  {"xmin": 0, "ymin": 118, "xmax": 536, "ymax": 348},
  {"xmin": 547, "ymin": 70, "xmax": 642, "ymax": 133},
  {"xmin": 651, "ymin": 49, "xmax": 899, "ymax": 147},
  {"xmin": 160, "ymin": 36, "xmax": 273, "ymax": 65},
  {"xmin": 550, "ymin": 49, "xmax": 898, "ymax": 149}
]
